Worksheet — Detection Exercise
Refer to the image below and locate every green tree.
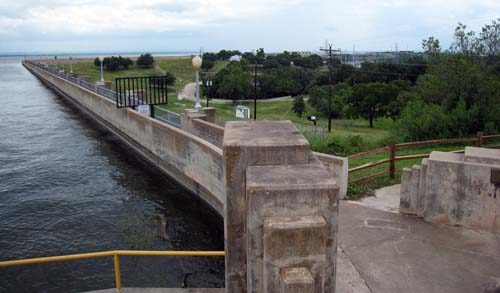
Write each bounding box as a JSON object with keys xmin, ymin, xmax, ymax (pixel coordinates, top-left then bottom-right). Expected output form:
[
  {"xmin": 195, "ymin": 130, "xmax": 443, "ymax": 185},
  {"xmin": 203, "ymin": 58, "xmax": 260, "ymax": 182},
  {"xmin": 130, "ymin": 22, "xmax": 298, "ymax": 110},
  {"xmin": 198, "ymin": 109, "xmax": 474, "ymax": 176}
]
[
  {"xmin": 292, "ymin": 95, "xmax": 306, "ymax": 117},
  {"xmin": 422, "ymin": 37, "xmax": 441, "ymax": 55},
  {"xmin": 137, "ymin": 53, "xmax": 154, "ymax": 68},
  {"xmin": 213, "ymin": 63, "xmax": 252, "ymax": 101},
  {"xmin": 347, "ymin": 82, "xmax": 390, "ymax": 127},
  {"xmin": 395, "ymin": 100, "xmax": 450, "ymax": 141}
]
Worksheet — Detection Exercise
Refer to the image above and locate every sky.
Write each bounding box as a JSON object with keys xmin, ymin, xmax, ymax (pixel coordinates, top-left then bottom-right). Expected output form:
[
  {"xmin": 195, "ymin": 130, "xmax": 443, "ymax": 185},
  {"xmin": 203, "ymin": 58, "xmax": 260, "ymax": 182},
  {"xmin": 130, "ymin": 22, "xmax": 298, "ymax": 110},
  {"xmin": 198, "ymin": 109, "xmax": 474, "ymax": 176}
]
[{"xmin": 0, "ymin": 0, "xmax": 499, "ymax": 54}]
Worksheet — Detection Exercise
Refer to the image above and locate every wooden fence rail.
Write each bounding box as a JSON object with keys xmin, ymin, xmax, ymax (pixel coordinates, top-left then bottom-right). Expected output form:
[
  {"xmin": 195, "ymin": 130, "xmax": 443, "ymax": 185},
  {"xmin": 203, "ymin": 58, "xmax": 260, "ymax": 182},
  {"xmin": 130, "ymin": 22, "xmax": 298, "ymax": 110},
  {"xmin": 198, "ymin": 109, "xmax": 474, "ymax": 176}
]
[{"xmin": 348, "ymin": 131, "xmax": 500, "ymax": 184}]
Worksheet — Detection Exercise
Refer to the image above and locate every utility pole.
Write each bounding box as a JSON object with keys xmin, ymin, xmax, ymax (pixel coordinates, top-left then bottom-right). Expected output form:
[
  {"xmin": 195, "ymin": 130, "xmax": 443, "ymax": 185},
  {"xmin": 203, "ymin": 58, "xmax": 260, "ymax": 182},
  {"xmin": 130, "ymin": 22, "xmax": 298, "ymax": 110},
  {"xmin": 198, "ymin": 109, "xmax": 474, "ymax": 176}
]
[
  {"xmin": 320, "ymin": 43, "xmax": 341, "ymax": 133},
  {"xmin": 253, "ymin": 61, "xmax": 257, "ymax": 120},
  {"xmin": 252, "ymin": 50, "xmax": 263, "ymax": 120}
]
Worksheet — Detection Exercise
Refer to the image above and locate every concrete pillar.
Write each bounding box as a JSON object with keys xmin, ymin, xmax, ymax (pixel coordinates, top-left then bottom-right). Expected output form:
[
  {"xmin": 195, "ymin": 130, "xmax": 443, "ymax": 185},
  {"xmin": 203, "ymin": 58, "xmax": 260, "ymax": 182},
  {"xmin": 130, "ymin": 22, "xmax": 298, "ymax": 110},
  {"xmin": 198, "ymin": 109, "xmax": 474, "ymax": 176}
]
[
  {"xmin": 181, "ymin": 108, "xmax": 217, "ymax": 131},
  {"xmin": 400, "ymin": 167, "xmax": 413, "ymax": 214},
  {"xmin": 409, "ymin": 165, "xmax": 421, "ymax": 215},
  {"xmin": 417, "ymin": 159, "xmax": 428, "ymax": 218},
  {"xmin": 223, "ymin": 121, "xmax": 338, "ymax": 293}
]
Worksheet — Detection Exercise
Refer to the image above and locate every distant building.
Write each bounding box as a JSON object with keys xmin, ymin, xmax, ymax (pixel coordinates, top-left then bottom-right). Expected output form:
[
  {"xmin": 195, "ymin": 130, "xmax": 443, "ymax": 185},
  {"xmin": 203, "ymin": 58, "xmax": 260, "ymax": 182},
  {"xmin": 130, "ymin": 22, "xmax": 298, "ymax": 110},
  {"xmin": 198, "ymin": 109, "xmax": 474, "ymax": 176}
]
[
  {"xmin": 291, "ymin": 51, "xmax": 312, "ymax": 57},
  {"xmin": 229, "ymin": 55, "xmax": 242, "ymax": 62}
]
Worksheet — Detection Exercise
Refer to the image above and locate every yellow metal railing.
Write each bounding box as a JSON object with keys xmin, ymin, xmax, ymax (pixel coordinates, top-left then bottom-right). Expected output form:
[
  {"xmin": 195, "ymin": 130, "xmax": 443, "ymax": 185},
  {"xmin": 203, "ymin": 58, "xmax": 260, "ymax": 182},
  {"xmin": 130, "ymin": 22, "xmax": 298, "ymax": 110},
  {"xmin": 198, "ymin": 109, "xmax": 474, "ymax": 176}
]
[{"xmin": 0, "ymin": 250, "xmax": 225, "ymax": 292}]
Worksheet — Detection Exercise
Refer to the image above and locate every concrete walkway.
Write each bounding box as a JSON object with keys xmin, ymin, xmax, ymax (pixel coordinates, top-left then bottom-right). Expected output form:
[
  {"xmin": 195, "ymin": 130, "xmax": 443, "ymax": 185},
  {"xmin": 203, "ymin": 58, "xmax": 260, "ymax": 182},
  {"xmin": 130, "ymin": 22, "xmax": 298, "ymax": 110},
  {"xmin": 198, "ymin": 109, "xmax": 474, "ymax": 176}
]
[
  {"xmin": 86, "ymin": 186, "xmax": 500, "ymax": 293},
  {"xmin": 339, "ymin": 185, "xmax": 500, "ymax": 293}
]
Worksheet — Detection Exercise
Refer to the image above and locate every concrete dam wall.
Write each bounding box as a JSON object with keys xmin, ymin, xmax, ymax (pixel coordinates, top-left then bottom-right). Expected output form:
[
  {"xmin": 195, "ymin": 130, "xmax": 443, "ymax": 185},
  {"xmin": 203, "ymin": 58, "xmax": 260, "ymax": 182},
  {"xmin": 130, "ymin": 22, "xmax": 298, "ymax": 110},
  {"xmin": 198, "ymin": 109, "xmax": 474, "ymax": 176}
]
[
  {"xmin": 24, "ymin": 60, "xmax": 348, "ymax": 217},
  {"xmin": 24, "ymin": 62, "xmax": 225, "ymax": 214}
]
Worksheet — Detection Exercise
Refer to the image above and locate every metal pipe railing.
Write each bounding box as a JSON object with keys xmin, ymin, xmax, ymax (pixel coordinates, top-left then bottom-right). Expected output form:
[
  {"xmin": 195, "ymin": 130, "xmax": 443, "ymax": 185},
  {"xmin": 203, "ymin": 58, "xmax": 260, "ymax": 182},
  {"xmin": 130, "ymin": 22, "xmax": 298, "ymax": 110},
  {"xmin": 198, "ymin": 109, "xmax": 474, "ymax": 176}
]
[{"xmin": 0, "ymin": 250, "xmax": 225, "ymax": 292}]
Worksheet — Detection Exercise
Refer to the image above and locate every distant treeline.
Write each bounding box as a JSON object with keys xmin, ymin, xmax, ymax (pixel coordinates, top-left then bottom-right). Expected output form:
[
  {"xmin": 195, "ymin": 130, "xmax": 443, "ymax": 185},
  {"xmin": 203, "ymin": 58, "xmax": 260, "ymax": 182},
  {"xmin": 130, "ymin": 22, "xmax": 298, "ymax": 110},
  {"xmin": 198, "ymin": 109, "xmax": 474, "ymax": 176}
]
[{"xmin": 93, "ymin": 53, "xmax": 155, "ymax": 71}]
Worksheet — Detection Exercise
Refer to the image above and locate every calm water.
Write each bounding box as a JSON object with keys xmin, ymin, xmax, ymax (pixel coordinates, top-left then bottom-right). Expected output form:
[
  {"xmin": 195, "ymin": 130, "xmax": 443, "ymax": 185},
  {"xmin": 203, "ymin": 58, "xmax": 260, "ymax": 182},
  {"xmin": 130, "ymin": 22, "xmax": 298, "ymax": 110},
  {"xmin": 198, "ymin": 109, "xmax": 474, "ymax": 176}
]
[{"xmin": 0, "ymin": 57, "xmax": 224, "ymax": 292}]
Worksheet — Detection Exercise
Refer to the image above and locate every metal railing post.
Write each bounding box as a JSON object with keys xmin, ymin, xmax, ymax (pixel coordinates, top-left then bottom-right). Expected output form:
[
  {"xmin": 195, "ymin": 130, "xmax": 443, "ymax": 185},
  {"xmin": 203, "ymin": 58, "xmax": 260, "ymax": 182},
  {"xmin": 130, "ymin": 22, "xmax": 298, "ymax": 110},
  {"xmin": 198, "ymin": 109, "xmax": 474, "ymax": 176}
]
[
  {"xmin": 113, "ymin": 254, "xmax": 122, "ymax": 292},
  {"xmin": 389, "ymin": 141, "xmax": 396, "ymax": 179}
]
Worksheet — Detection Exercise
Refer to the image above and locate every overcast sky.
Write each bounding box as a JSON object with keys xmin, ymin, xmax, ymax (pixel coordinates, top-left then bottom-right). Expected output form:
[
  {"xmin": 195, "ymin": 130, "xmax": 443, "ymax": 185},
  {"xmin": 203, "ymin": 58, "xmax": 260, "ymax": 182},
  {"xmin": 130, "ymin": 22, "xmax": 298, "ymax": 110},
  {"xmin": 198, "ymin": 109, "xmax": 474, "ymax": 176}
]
[{"xmin": 0, "ymin": 0, "xmax": 498, "ymax": 54}]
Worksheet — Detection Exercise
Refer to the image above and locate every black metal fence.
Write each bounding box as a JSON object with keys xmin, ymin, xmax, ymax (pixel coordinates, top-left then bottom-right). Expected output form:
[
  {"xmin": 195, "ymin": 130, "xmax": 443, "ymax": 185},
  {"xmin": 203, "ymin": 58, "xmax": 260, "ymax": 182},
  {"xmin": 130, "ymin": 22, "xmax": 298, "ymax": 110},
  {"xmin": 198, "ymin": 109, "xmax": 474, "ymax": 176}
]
[
  {"xmin": 115, "ymin": 76, "xmax": 169, "ymax": 108},
  {"xmin": 23, "ymin": 60, "xmax": 181, "ymax": 128}
]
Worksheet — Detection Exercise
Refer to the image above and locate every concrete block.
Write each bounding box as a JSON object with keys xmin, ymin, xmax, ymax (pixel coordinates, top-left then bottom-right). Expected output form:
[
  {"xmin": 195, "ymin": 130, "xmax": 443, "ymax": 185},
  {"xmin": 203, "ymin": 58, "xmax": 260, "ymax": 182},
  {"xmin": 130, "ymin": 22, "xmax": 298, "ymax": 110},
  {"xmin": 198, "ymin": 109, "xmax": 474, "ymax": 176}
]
[
  {"xmin": 223, "ymin": 121, "xmax": 311, "ymax": 292},
  {"xmin": 408, "ymin": 165, "xmax": 421, "ymax": 215},
  {"xmin": 263, "ymin": 216, "xmax": 326, "ymax": 293},
  {"xmin": 417, "ymin": 159, "xmax": 428, "ymax": 218},
  {"xmin": 280, "ymin": 267, "xmax": 315, "ymax": 293},
  {"xmin": 399, "ymin": 168, "xmax": 413, "ymax": 214},
  {"xmin": 464, "ymin": 146, "xmax": 500, "ymax": 166},
  {"xmin": 313, "ymin": 152, "xmax": 348, "ymax": 199},
  {"xmin": 424, "ymin": 151, "xmax": 500, "ymax": 233},
  {"xmin": 246, "ymin": 163, "xmax": 338, "ymax": 293}
]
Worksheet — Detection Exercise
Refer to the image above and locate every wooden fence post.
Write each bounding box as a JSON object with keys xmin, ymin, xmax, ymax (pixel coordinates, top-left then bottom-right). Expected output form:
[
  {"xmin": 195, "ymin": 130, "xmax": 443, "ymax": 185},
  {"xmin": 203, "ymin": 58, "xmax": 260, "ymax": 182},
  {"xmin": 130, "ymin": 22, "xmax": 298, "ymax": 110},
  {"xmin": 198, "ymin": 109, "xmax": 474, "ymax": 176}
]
[
  {"xmin": 476, "ymin": 131, "xmax": 483, "ymax": 147},
  {"xmin": 389, "ymin": 141, "xmax": 396, "ymax": 179}
]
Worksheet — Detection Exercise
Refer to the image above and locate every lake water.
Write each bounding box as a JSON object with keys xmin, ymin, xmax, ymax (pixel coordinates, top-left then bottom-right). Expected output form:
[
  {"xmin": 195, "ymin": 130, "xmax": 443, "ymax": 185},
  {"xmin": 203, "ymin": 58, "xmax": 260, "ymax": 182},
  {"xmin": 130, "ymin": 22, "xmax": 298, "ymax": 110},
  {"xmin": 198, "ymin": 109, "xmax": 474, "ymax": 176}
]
[{"xmin": 0, "ymin": 57, "xmax": 224, "ymax": 292}]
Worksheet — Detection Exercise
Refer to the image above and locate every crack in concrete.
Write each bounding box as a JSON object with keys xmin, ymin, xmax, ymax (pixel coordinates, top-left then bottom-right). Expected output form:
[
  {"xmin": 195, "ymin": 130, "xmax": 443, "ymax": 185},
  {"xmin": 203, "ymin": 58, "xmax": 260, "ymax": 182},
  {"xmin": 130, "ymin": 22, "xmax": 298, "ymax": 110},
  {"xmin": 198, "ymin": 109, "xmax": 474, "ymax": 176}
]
[{"xmin": 338, "ymin": 244, "xmax": 373, "ymax": 293}]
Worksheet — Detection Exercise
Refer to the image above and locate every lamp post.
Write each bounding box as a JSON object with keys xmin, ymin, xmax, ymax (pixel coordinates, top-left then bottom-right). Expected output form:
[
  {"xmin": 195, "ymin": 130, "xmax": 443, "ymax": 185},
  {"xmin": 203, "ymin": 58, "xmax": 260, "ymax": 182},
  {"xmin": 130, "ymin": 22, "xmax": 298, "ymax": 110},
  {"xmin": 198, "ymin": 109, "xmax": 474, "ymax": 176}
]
[
  {"xmin": 69, "ymin": 56, "xmax": 73, "ymax": 74},
  {"xmin": 192, "ymin": 55, "xmax": 202, "ymax": 109},
  {"xmin": 205, "ymin": 79, "xmax": 212, "ymax": 107},
  {"xmin": 98, "ymin": 56, "xmax": 105, "ymax": 82}
]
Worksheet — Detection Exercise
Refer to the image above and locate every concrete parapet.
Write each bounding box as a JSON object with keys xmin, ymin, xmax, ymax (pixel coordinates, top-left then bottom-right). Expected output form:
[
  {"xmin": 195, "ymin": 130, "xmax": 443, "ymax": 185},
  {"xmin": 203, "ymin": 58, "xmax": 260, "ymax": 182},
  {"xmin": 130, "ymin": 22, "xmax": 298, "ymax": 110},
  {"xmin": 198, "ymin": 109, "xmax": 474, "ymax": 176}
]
[
  {"xmin": 223, "ymin": 121, "xmax": 338, "ymax": 293},
  {"xmin": 313, "ymin": 152, "xmax": 348, "ymax": 199},
  {"xmin": 399, "ymin": 147, "xmax": 500, "ymax": 233},
  {"xmin": 181, "ymin": 109, "xmax": 224, "ymax": 148}
]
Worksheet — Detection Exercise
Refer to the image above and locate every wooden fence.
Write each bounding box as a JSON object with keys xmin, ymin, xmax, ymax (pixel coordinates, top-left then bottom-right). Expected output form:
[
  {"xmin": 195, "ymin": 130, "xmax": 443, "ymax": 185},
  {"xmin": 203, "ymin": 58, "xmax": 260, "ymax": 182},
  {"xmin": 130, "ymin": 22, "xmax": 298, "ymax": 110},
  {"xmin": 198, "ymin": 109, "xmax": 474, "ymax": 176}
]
[{"xmin": 348, "ymin": 132, "xmax": 500, "ymax": 185}]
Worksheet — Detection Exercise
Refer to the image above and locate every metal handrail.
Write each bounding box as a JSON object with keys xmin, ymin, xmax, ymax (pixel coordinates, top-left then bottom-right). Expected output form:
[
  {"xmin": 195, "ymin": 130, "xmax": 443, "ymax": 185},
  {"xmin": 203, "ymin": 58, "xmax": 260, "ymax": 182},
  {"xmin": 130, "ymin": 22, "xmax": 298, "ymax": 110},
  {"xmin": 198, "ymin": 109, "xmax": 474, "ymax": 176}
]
[
  {"xmin": 23, "ymin": 60, "xmax": 182, "ymax": 128},
  {"xmin": 0, "ymin": 250, "xmax": 225, "ymax": 292}
]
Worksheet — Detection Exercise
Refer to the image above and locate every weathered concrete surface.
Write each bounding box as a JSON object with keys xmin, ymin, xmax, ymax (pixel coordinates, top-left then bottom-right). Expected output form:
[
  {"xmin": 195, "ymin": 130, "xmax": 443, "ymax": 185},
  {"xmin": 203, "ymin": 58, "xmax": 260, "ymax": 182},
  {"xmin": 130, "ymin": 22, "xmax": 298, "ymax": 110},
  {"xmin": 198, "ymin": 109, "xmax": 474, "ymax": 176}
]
[
  {"xmin": 86, "ymin": 289, "xmax": 224, "ymax": 293},
  {"xmin": 424, "ymin": 149, "xmax": 500, "ymax": 233},
  {"xmin": 349, "ymin": 184, "xmax": 401, "ymax": 213},
  {"xmin": 399, "ymin": 168, "xmax": 413, "ymax": 214},
  {"xmin": 416, "ymin": 158, "xmax": 428, "ymax": 218},
  {"xmin": 280, "ymin": 267, "xmax": 315, "ymax": 293},
  {"xmin": 339, "ymin": 200, "xmax": 500, "ymax": 293},
  {"xmin": 180, "ymin": 109, "xmax": 224, "ymax": 149},
  {"xmin": 222, "ymin": 121, "xmax": 311, "ymax": 292},
  {"xmin": 263, "ymin": 216, "xmax": 327, "ymax": 293},
  {"xmin": 246, "ymin": 163, "xmax": 338, "ymax": 293},
  {"xmin": 24, "ymin": 62, "xmax": 225, "ymax": 214},
  {"xmin": 314, "ymin": 152, "xmax": 348, "ymax": 199},
  {"xmin": 335, "ymin": 247, "xmax": 371, "ymax": 293}
]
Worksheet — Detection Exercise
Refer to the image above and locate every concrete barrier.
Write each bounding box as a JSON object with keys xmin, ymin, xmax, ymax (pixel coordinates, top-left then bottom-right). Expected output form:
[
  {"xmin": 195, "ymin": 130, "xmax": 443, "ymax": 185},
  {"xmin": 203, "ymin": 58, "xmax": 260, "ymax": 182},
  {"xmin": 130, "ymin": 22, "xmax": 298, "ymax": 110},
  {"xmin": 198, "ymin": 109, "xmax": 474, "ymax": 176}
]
[
  {"xmin": 24, "ymin": 62, "xmax": 225, "ymax": 214},
  {"xmin": 400, "ymin": 147, "xmax": 500, "ymax": 233}
]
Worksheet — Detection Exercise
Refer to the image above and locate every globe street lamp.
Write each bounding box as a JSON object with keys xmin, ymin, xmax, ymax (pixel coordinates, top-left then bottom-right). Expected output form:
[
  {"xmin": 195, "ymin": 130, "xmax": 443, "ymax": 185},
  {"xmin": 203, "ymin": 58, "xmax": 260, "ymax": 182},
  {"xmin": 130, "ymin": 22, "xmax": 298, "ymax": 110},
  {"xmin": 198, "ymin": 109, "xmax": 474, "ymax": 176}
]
[
  {"xmin": 192, "ymin": 55, "xmax": 202, "ymax": 109},
  {"xmin": 98, "ymin": 56, "xmax": 105, "ymax": 82}
]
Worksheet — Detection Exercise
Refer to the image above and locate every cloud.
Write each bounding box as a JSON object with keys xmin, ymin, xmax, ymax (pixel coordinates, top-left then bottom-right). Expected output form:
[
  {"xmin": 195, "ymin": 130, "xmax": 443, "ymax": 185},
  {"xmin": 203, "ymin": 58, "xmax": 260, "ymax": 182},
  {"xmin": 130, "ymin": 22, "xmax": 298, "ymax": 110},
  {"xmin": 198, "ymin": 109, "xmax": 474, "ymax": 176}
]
[
  {"xmin": 0, "ymin": 0, "xmax": 306, "ymax": 35},
  {"xmin": 0, "ymin": 0, "xmax": 498, "ymax": 52}
]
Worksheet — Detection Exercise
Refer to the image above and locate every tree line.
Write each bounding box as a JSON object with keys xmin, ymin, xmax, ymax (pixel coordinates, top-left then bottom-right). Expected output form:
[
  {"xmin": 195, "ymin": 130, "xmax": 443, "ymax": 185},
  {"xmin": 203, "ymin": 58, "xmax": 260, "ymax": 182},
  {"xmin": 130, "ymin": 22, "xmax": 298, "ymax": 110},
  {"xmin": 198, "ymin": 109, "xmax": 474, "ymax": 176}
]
[{"xmin": 93, "ymin": 53, "xmax": 155, "ymax": 71}]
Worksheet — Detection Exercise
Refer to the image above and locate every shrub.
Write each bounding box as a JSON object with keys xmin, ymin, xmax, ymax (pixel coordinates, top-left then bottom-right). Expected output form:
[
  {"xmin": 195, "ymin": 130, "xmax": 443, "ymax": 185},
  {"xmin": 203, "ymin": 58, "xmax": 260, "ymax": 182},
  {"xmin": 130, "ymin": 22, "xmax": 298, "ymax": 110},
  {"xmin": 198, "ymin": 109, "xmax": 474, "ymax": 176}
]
[
  {"xmin": 394, "ymin": 100, "xmax": 450, "ymax": 141},
  {"xmin": 137, "ymin": 53, "xmax": 154, "ymax": 68}
]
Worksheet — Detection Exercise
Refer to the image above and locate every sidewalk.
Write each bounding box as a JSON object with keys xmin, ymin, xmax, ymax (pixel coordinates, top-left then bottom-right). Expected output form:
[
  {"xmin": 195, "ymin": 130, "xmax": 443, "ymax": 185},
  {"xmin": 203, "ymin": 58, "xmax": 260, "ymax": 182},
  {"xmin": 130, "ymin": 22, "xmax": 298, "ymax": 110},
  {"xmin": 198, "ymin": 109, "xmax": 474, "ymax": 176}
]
[{"xmin": 338, "ymin": 185, "xmax": 500, "ymax": 292}]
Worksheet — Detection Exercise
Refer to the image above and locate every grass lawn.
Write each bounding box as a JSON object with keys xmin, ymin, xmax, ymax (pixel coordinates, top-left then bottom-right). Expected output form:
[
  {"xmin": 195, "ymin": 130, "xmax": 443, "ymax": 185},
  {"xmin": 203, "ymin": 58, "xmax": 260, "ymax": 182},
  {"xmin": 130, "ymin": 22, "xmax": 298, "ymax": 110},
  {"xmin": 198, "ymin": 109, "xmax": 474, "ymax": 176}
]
[
  {"xmin": 162, "ymin": 98, "xmax": 392, "ymax": 141},
  {"xmin": 70, "ymin": 57, "xmax": 227, "ymax": 94}
]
